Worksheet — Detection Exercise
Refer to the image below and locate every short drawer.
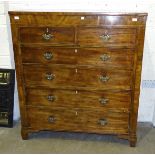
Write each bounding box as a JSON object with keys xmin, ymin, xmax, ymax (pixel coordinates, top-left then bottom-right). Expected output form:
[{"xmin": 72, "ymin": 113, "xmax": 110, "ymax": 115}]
[
  {"xmin": 10, "ymin": 15, "xmax": 99, "ymax": 26},
  {"xmin": 27, "ymin": 107, "xmax": 129, "ymax": 134},
  {"xmin": 26, "ymin": 88, "xmax": 131, "ymax": 110},
  {"xmin": 19, "ymin": 27, "xmax": 75, "ymax": 44},
  {"xmin": 23, "ymin": 65, "xmax": 132, "ymax": 90},
  {"xmin": 21, "ymin": 47, "xmax": 134, "ymax": 70},
  {"xmin": 99, "ymin": 15, "xmax": 147, "ymax": 26},
  {"xmin": 77, "ymin": 28, "xmax": 136, "ymax": 46}
]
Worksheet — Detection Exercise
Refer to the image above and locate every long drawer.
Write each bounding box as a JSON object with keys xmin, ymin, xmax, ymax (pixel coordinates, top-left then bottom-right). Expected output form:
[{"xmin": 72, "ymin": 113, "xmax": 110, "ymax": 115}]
[
  {"xmin": 26, "ymin": 88, "xmax": 131, "ymax": 110},
  {"xmin": 10, "ymin": 13, "xmax": 147, "ymax": 26},
  {"xmin": 77, "ymin": 28, "xmax": 136, "ymax": 46},
  {"xmin": 19, "ymin": 27, "xmax": 75, "ymax": 44},
  {"xmin": 23, "ymin": 65, "xmax": 132, "ymax": 90},
  {"xmin": 27, "ymin": 107, "xmax": 129, "ymax": 134},
  {"xmin": 21, "ymin": 47, "xmax": 134, "ymax": 70}
]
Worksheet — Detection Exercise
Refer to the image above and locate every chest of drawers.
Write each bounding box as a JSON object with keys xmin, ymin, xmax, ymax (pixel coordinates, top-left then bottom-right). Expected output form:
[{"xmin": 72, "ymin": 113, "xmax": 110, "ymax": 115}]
[{"xmin": 9, "ymin": 12, "xmax": 147, "ymax": 146}]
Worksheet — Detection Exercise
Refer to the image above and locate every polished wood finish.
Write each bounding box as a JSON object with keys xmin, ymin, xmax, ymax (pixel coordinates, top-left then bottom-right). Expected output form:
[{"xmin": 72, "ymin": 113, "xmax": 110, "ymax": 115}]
[
  {"xmin": 21, "ymin": 47, "xmax": 134, "ymax": 69},
  {"xmin": 26, "ymin": 88, "xmax": 131, "ymax": 110},
  {"xmin": 23, "ymin": 64, "xmax": 132, "ymax": 90},
  {"xmin": 77, "ymin": 28, "xmax": 136, "ymax": 46},
  {"xmin": 9, "ymin": 12, "xmax": 147, "ymax": 26},
  {"xmin": 20, "ymin": 27, "xmax": 75, "ymax": 44},
  {"xmin": 9, "ymin": 12, "xmax": 147, "ymax": 147},
  {"xmin": 27, "ymin": 107, "xmax": 129, "ymax": 134}
]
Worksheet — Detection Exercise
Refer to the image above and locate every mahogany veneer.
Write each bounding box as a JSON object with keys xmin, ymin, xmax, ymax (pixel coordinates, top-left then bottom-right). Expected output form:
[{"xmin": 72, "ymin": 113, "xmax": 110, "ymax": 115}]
[{"xmin": 9, "ymin": 12, "xmax": 147, "ymax": 146}]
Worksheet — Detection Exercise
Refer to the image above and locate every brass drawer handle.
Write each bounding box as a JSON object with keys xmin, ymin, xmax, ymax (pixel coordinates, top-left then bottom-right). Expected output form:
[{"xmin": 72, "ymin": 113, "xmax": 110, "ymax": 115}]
[
  {"xmin": 48, "ymin": 116, "xmax": 55, "ymax": 123},
  {"xmin": 42, "ymin": 33, "xmax": 53, "ymax": 40},
  {"xmin": 99, "ymin": 98, "xmax": 109, "ymax": 105},
  {"xmin": 98, "ymin": 118, "xmax": 108, "ymax": 126},
  {"xmin": 44, "ymin": 52, "xmax": 53, "ymax": 60},
  {"xmin": 47, "ymin": 95, "xmax": 56, "ymax": 102},
  {"xmin": 42, "ymin": 28, "xmax": 54, "ymax": 40},
  {"xmin": 45, "ymin": 73, "xmax": 55, "ymax": 80},
  {"xmin": 99, "ymin": 76, "xmax": 110, "ymax": 82},
  {"xmin": 100, "ymin": 34, "xmax": 110, "ymax": 41},
  {"xmin": 100, "ymin": 54, "xmax": 110, "ymax": 61}
]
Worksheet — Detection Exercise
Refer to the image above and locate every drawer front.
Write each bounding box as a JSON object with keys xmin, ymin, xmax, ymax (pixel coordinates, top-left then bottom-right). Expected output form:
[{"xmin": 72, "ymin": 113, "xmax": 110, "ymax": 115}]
[
  {"xmin": 26, "ymin": 88, "xmax": 131, "ymax": 110},
  {"xmin": 23, "ymin": 65, "xmax": 132, "ymax": 90},
  {"xmin": 19, "ymin": 27, "xmax": 75, "ymax": 44},
  {"xmin": 77, "ymin": 28, "xmax": 136, "ymax": 46},
  {"xmin": 21, "ymin": 47, "xmax": 134, "ymax": 70},
  {"xmin": 27, "ymin": 107, "xmax": 129, "ymax": 134},
  {"xmin": 10, "ymin": 15, "xmax": 99, "ymax": 26},
  {"xmin": 82, "ymin": 109, "xmax": 129, "ymax": 133}
]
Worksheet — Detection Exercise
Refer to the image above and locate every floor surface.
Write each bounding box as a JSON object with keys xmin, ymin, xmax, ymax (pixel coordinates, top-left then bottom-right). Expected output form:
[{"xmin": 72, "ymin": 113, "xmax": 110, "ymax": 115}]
[{"xmin": 0, "ymin": 122, "xmax": 155, "ymax": 153}]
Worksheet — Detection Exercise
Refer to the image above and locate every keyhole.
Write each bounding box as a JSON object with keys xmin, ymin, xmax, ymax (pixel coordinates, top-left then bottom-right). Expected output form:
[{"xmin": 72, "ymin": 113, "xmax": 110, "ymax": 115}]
[
  {"xmin": 75, "ymin": 111, "xmax": 78, "ymax": 116},
  {"xmin": 75, "ymin": 68, "xmax": 78, "ymax": 73},
  {"xmin": 75, "ymin": 90, "xmax": 78, "ymax": 94},
  {"xmin": 46, "ymin": 28, "xmax": 49, "ymax": 33},
  {"xmin": 75, "ymin": 49, "xmax": 78, "ymax": 53}
]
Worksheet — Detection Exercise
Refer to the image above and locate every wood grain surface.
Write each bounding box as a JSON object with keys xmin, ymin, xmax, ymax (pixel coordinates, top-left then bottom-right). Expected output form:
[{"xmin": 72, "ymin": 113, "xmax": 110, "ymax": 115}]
[
  {"xmin": 9, "ymin": 12, "xmax": 147, "ymax": 146},
  {"xmin": 27, "ymin": 106, "xmax": 129, "ymax": 134},
  {"xmin": 23, "ymin": 64, "xmax": 132, "ymax": 90},
  {"xmin": 21, "ymin": 47, "xmax": 134, "ymax": 70},
  {"xmin": 26, "ymin": 88, "xmax": 131, "ymax": 110}
]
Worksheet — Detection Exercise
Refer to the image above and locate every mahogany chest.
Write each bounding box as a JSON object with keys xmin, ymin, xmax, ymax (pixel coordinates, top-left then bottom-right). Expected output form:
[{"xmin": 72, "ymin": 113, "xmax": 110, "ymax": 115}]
[{"xmin": 9, "ymin": 12, "xmax": 147, "ymax": 146}]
